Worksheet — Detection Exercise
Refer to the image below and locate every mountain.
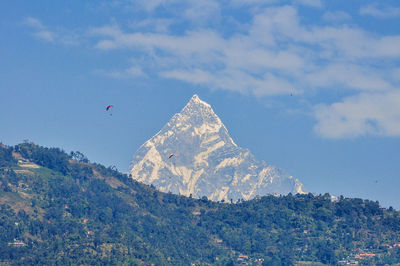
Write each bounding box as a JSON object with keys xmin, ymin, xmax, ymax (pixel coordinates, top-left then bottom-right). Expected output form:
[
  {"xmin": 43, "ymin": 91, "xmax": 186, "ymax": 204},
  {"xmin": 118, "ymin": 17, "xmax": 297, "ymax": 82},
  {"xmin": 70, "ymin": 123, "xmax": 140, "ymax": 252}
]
[
  {"xmin": 130, "ymin": 94, "xmax": 304, "ymax": 201},
  {"xmin": 1, "ymin": 142, "xmax": 400, "ymax": 265}
]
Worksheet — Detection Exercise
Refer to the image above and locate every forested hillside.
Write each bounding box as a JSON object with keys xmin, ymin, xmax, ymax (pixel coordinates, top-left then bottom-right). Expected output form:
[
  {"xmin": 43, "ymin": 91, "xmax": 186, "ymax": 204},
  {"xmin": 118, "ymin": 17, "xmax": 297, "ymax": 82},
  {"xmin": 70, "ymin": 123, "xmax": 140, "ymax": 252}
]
[{"xmin": 1, "ymin": 142, "xmax": 400, "ymax": 265}]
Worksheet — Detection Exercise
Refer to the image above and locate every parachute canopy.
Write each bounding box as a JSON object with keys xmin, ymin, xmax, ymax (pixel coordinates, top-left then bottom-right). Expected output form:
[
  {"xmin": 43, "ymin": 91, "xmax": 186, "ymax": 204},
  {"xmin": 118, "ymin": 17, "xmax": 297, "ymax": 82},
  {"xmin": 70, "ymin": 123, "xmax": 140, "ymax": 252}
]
[
  {"xmin": 106, "ymin": 105, "xmax": 114, "ymax": 111},
  {"xmin": 168, "ymin": 153, "xmax": 177, "ymax": 159}
]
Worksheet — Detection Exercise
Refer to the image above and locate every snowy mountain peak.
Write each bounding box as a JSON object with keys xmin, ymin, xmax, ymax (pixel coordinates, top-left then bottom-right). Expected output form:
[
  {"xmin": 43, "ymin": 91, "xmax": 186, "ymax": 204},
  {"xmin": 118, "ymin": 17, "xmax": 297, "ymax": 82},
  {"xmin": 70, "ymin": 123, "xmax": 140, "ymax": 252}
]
[
  {"xmin": 188, "ymin": 94, "xmax": 209, "ymax": 107},
  {"xmin": 168, "ymin": 95, "xmax": 230, "ymax": 144},
  {"xmin": 178, "ymin": 94, "xmax": 219, "ymax": 124},
  {"xmin": 129, "ymin": 94, "xmax": 305, "ymax": 202}
]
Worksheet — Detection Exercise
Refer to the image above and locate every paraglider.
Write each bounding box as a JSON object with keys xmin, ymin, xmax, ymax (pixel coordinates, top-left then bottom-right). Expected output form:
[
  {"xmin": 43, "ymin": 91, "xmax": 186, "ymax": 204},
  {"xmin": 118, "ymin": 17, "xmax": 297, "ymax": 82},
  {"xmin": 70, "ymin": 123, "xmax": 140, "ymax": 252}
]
[
  {"xmin": 106, "ymin": 105, "xmax": 114, "ymax": 116},
  {"xmin": 169, "ymin": 153, "xmax": 178, "ymax": 159},
  {"xmin": 168, "ymin": 153, "xmax": 181, "ymax": 177}
]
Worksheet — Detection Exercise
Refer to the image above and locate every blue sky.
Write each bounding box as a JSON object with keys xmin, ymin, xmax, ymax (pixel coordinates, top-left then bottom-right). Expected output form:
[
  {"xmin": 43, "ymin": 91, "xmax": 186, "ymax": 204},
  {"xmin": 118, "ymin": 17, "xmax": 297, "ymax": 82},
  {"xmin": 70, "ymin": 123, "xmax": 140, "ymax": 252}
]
[{"xmin": 1, "ymin": 0, "xmax": 400, "ymax": 208}]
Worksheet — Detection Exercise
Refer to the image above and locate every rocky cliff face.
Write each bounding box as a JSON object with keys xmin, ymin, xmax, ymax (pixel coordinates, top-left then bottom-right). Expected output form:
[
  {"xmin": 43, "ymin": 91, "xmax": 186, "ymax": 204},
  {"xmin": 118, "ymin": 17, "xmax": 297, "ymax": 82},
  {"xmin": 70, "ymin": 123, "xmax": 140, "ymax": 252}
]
[{"xmin": 129, "ymin": 94, "xmax": 304, "ymax": 201}]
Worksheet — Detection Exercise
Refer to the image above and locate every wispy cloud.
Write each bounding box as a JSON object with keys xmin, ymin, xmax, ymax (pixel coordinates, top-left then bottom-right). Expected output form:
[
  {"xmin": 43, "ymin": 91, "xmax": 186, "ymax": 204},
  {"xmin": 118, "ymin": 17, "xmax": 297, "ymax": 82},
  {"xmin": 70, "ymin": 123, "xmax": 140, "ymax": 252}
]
[
  {"xmin": 293, "ymin": 0, "xmax": 322, "ymax": 8},
  {"xmin": 89, "ymin": 6, "xmax": 400, "ymax": 79},
  {"xmin": 24, "ymin": 17, "xmax": 55, "ymax": 43},
  {"xmin": 183, "ymin": 0, "xmax": 221, "ymax": 24},
  {"xmin": 306, "ymin": 64, "xmax": 394, "ymax": 92},
  {"xmin": 24, "ymin": 17, "xmax": 46, "ymax": 29},
  {"xmin": 161, "ymin": 69, "xmax": 297, "ymax": 96},
  {"xmin": 360, "ymin": 4, "xmax": 400, "ymax": 18},
  {"xmin": 131, "ymin": 18, "xmax": 174, "ymax": 33},
  {"xmin": 143, "ymin": 0, "xmax": 166, "ymax": 11},
  {"xmin": 314, "ymin": 91, "xmax": 400, "ymax": 138},
  {"xmin": 26, "ymin": 3, "xmax": 400, "ymax": 139},
  {"xmin": 96, "ymin": 65, "xmax": 147, "ymax": 79},
  {"xmin": 230, "ymin": 0, "xmax": 278, "ymax": 6},
  {"xmin": 24, "ymin": 17, "xmax": 80, "ymax": 45},
  {"xmin": 322, "ymin": 11, "xmax": 351, "ymax": 22}
]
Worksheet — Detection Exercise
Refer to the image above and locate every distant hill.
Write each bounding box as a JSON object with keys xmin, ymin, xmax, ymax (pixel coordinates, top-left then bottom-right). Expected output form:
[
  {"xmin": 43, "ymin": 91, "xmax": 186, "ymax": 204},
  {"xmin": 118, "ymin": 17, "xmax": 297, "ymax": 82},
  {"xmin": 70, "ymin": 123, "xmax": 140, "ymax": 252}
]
[{"xmin": 1, "ymin": 142, "xmax": 400, "ymax": 265}]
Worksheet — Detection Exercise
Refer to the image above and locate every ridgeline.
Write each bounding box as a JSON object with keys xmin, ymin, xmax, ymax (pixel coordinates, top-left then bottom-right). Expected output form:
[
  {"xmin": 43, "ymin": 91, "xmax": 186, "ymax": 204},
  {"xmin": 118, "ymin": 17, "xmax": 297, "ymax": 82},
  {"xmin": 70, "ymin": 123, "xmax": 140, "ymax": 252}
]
[{"xmin": 1, "ymin": 142, "xmax": 400, "ymax": 265}]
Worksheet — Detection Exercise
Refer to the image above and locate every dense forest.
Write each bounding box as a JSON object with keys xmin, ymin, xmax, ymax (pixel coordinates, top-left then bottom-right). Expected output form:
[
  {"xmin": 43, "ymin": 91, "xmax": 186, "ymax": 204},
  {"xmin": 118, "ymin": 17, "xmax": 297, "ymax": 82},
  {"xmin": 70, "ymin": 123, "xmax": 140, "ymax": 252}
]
[{"xmin": 1, "ymin": 142, "xmax": 400, "ymax": 265}]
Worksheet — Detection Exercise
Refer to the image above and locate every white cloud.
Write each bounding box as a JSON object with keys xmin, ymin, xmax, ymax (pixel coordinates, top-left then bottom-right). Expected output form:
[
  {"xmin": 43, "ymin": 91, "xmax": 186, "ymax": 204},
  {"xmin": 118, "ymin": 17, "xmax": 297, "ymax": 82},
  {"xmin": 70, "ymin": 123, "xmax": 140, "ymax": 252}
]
[
  {"xmin": 126, "ymin": 0, "xmax": 221, "ymax": 26},
  {"xmin": 24, "ymin": 17, "xmax": 55, "ymax": 43},
  {"xmin": 91, "ymin": 26, "xmax": 223, "ymax": 53},
  {"xmin": 131, "ymin": 18, "xmax": 174, "ymax": 33},
  {"xmin": 29, "ymin": 3, "xmax": 400, "ymax": 139},
  {"xmin": 306, "ymin": 64, "xmax": 394, "ymax": 92},
  {"xmin": 25, "ymin": 17, "xmax": 45, "ymax": 29},
  {"xmin": 126, "ymin": 66, "xmax": 147, "ymax": 77},
  {"xmin": 97, "ymin": 65, "xmax": 147, "ymax": 79},
  {"xmin": 293, "ymin": 0, "xmax": 322, "ymax": 8},
  {"xmin": 34, "ymin": 31, "xmax": 55, "ymax": 43},
  {"xmin": 314, "ymin": 91, "xmax": 400, "ymax": 138},
  {"xmin": 296, "ymin": 25, "xmax": 400, "ymax": 59},
  {"xmin": 161, "ymin": 69, "xmax": 215, "ymax": 86},
  {"xmin": 89, "ymin": 24, "xmax": 122, "ymax": 38},
  {"xmin": 243, "ymin": 7, "xmax": 400, "ymax": 58},
  {"xmin": 229, "ymin": 0, "xmax": 278, "ymax": 7},
  {"xmin": 89, "ymin": 6, "xmax": 400, "ymax": 98},
  {"xmin": 183, "ymin": 0, "xmax": 220, "ymax": 23},
  {"xmin": 133, "ymin": 0, "xmax": 168, "ymax": 12},
  {"xmin": 392, "ymin": 68, "xmax": 400, "ymax": 81},
  {"xmin": 360, "ymin": 4, "xmax": 400, "ymax": 18},
  {"xmin": 161, "ymin": 69, "xmax": 297, "ymax": 96},
  {"xmin": 90, "ymin": 11, "xmax": 305, "ymax": 96},
  {"xmin": 24, "ymin": 17, "xmax": 80, "ymax": 45},
  {"xmin": 322, "ymin": 11, "xmax": 351, "ymax": 22}
]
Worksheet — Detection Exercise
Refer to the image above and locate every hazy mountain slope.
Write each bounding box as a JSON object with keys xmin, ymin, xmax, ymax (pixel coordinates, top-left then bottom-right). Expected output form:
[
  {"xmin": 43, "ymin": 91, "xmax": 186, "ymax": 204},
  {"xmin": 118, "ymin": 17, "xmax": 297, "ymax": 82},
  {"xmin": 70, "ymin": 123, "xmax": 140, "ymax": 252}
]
[{"xmin": 130, "ymin": 94, "xmax": 304, "ymax": 201}]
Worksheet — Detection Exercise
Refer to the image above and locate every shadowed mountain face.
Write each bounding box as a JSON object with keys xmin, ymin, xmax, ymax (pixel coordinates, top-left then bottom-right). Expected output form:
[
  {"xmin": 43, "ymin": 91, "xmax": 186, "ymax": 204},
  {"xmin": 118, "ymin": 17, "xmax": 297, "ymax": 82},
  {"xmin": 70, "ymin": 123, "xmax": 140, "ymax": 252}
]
[{"xmin": 130, "ymin": 94, "xmax": 304, "ymax": 201}]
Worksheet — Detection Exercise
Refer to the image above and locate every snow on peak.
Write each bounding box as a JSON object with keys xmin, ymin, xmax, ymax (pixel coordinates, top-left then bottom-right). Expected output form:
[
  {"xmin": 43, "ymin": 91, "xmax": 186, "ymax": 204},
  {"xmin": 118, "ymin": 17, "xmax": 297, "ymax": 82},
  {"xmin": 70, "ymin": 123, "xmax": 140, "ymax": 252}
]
[
  {"xmin": 129, "ymin": 94, "xmax": 305, "ymax": 202},
  {"xmin": 188, "ymin": 94, "xmax": 210, "ymax": 107},
  {"xmin": 180, "ymin": 94, "xmax": 216, "ymax": 120}
]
